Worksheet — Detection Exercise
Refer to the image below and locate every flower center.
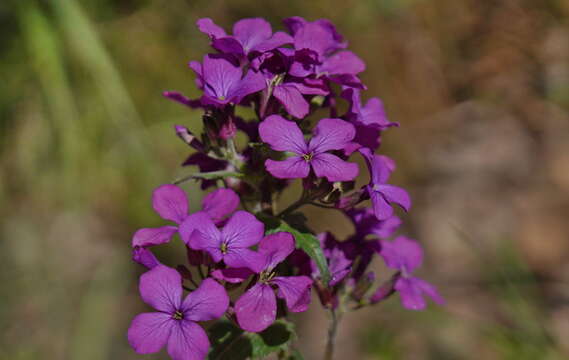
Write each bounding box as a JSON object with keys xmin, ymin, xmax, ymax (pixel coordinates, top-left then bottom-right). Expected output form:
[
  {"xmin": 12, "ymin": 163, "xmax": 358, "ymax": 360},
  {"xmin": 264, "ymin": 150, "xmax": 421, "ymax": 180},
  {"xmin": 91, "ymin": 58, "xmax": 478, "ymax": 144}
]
[
  {"xmin": 260, "ymin": 270, "xmax": 276, "ymax": 283},
  {"xmin": 220, "ymin": 242, "xmax": 228, "ymax": 254},
  {"xmin": 172, "ymin": 310, "xmax": 184, "ymax": 320},
  {"xmin": 302, "ymin": 153, "xmax": 313, "ymax": 161},
  {"xmin": 218, "ymin": 95, "xmax": 226, "ymax": 101}
]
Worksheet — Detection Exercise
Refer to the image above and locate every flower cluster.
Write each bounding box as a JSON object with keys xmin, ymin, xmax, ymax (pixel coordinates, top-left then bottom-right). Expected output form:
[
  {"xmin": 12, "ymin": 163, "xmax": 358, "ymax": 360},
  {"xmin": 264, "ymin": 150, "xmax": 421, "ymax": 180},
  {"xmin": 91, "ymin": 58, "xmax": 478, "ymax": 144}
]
[{"xmin": 128, "ymin": 16, "xmax": 443, "ymax": 360}]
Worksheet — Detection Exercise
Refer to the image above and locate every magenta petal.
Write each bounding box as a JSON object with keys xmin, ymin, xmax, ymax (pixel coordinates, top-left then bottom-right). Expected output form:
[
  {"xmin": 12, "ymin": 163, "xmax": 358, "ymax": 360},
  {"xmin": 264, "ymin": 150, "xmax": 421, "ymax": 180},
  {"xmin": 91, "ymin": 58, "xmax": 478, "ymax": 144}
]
[
  {"xmin": 272, "ymin": 276, "xmax": 312, "ymax": 313},
  {"xmin": 202, "ymin": 55, "xmax": 242, "ymax": 101},
  {"xmin": 132, "ymin": 247, "xmax": 161, "ymax": 269},
  {"xmin": 224, "ymin": 248, "xmax": 267, "ymax": 273},
  {"xmin": 259, "ymin": 115, "xmax": 307, "ymax": 154},
  {"xmin": 259, "ymin": 232, "xmax": 295, "ymax": 271},
  {"xmin": 415, "ymin": 277, "xmax": 445, "ymax": 305},
  {"xmin": 233, "ymin": 18, "xmax": 272, "ymax": 52},
  {"xmin": 196, "ymin": 18, "xmax": 226, "ymax": 39},
  {"xmin": 376, "ymin": 184, "xmax": 411, "ymax": 212},
  {"xmin": 211, "ymin": 268, "xmax": 253, "ymax": 283},
  {"xmin": 180, "ymin": 211, "xmax": 219, "ymax": 246},
  {"xmin": 132, "ymin": 226, "xmax": 178, "ymax": 247},
  {"xmin": 311, "ymin": 153, "xmax": 359, "ymax": 182},
  {"xmin": 182, "ymin": 278, "xmax": 229, "ymax": 321},
  {"xmin": 167, "ymin": 321, "xmax": 210, "ymax": 360},
  {"xmin": 273, "ymin": 84, "xmax": 309, "ymax": 119},
  {"xmin": 252, "ymin": 31, "xmax": 293, "ymax": 53},
  {"xmin": 202, "ymin": 188, "xmax": 240, "ymax": 224},
  {"xmin": 222, "ymin": 210, "xmax": 264, "ymax": 248},
  {"xmin": 380, "ymin": 236, "xmax": 423, "ymax": 272},
  {"xmin": 320, "ymin": 50, "xmax": 365, "ymax": 75},
  {"xmin": 152, "ymin": 185, "xmax": 189, "ymax": 224},
  {"xmin": 185, "ymin": 215, "xmax": 223, "ymax": 263},
  {"xmin": 370, "ymin": 190, "xmax": 394, "ymax": 220},
  {"xmin": 139, "ymin": 265, "xmax": 182, "ymax": 313},
  {"xmin": 309, "ymin": 118, "xmax": 356, "ymax": 153},
  {"xmin": 127, "ymin": 312, "xmax": 173, "ymax": 354},
  {"xmin": 265, "ymin": 157, "xmax": 310, "ymax": 179},
  {"xmin": 395, "ymin": 277, "xmax": 441, "ymax": 311},
  {"xmin": 230, "ymin": 70, "xmax": 266, "ymax": 103},
  {"xmin": 235, "ymin": 283, "xmax": 277, "ymax": 332},
  {"xmin": 212, "ymin": 37, "xmax": 244, "ymax": 55}
]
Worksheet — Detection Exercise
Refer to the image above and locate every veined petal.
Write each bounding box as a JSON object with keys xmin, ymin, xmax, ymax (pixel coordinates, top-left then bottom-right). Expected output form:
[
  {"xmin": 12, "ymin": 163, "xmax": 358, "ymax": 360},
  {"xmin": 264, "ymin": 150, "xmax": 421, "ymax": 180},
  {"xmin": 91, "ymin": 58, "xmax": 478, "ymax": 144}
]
[
  {"xmin": 224, "ymin": 248, "xmax": 267, "ymax": 273},
  {"xmin": 309, "ymin": 118, "xmax": 356, "ymax": 153},
  {"xmin": 233, "ymin": 18, "xmax": 272, "ymax": 52},
  {"xmin": 370, "ymin": 190, "xmax": 394, "ymax": 221},
  {"xmin": 319, "ymin": 50, "xmax": 365, "ymax": 75},
  {"xmin": 211, "ymin": 268, "xmax": 253, "ymax": 283},
  {"xmin": 152, "ymin": 185, "xmax": 188, "ymax": 224},
  {"xmin": 196, "ymin": 18, "xmax": 226, "ymax": 39},
  {"xmin": 132, "ymin": 226, "xmax": 178, "ymax": 247},
  {"xmin": 139, "ymin": 265, "xmax": 182, "ymax": 313},
  {"xmin": 222, "ymin": 210, "xmax": 264, "ymax": 248},
  {"xmin": 167, "ymin": 321, "xmax": 210, "ymax": 360},
  {"xmin": 259, "ymin": 232, "xmax": 296, "ymax": 271},
  {"xmin": 212, "ymin": 37, "xmax": 244, "ymax": 56},
  {"xmin": 273, "ymin": 84, "xmax": 309, "ymax": 119},
  {"xmin": 182, "ymin": 278, "xmax": 229, "ymax": 321},
  {"xmin": 202, "ymin": 55, "xmax": 242, "ymax": 101},
  {"xmin": 272, "ymin": 276, "xmax": 312, "ymax": 312},
  {"xmin": 252, "ymin": 31, "xmax": 293, "ymax": 53},
  {"xmin": 259, "ymin": 115, "xmax": 307, "ymax": 154},
  {"xmin": 265, "ymin": 157, "xmax": 310, "ymax": 179},
  {"xmin": 179, "ymin": 211, "xmax": 219, "ymax": 246},
  {"xmin": 235, "ymin": 283, "xmax": 277, "ymax": 332},
  {"xmin": 127, "ymin": 312, "xmax": 173, "ymax": 354},
  {"xmin": 132, "ymin": 247, "xmax": 161, "ymax": 269},
  {"xmin": 311, "ymin": 153, "xmax": 359, "ymax": 182},
  {"xmin": 376, "ymin": 184, "xmax": 411, "ymax": 212},
  {"xmin": 229, "ymin": 70, "xmax": 266, "ymax": 103},
  {"xmin": 202, "ymin": 188, "xmax": 240, "ymax": 224}
]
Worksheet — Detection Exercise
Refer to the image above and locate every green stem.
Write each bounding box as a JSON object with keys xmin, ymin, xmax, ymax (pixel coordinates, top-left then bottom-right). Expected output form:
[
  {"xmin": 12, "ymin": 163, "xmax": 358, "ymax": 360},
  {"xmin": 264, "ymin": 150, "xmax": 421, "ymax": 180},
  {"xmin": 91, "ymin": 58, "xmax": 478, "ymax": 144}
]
[{"xmin": 323, "ymin": 309, "xmax": 341, "ymax": 360}]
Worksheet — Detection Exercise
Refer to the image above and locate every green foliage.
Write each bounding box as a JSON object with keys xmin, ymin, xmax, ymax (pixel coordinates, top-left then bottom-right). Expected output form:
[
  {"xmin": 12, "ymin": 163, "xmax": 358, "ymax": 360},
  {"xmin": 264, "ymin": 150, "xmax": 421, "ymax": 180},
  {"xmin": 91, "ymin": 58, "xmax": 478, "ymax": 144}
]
[{"xmin": 208, "ymin": 319, "xmax": 296, "ymax": 360}]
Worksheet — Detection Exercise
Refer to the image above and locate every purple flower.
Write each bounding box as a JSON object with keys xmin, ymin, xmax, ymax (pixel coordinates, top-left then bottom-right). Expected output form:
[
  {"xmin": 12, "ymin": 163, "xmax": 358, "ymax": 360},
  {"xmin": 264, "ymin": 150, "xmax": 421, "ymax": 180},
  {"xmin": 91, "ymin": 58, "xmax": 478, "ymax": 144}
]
[
  {"xmin": 314, "ymin": 233, "xmax": 351, "ymax": 286},
  {"xmin": 235, "ymin": 232, "xmax": 312, "ymax": 332},
  {"xmin": 360, "ymin": 148, "xmax": 411, "ymax": 220},
  {"xmin": 346, "ymin": 207, "xmax": 401, "ymax": 240},
  {"xmin": 197, "ymin": 18, "xmax": 293, "ymax": 58},
  {"xmin": 284, "ymin": 17, "xmax": 346, "ymax": 61},
  {"xmin": 132, "ymin": 247, "xmax": 161, "ymax": 269},
  {"xmin": 259, "ymin": 115, "xmax": 359, "ymax": 182},
  {"xmin": 191, "ymin": 54, "xmax": 266, "ymax": 107},
  {"xmin": 127, "ymin": 266, "xmax": 229, "ymax": 360},
  {"xmin": 378, "ymin": 236, "xmax": 444, "ymax": 310},
  {"xmin": 181, "ymin": 210, "xmax": 266, "ymax": 272},
  {"xmin": 132, "ymin": 185, "xmax": 239, "ymax": 248},
  {"xmin": 342, "ymin": 88, "xmax": 398, "ymax": 151}
]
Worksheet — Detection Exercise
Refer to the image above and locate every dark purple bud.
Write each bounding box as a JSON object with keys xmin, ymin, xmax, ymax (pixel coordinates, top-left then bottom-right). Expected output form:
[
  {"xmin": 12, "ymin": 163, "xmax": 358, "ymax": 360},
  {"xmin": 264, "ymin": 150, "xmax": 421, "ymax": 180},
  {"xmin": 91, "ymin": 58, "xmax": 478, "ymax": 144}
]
[
  {"xmin": 219, "ymin": 119, "xmax": 237, "ymax": 140},
  {"xmin": 174, "ymin": 125, "xmax": 205, "ymax": 152},
  {"xmin": 370, "ymin": 272, "xmax": 399, "ymax": 304}
]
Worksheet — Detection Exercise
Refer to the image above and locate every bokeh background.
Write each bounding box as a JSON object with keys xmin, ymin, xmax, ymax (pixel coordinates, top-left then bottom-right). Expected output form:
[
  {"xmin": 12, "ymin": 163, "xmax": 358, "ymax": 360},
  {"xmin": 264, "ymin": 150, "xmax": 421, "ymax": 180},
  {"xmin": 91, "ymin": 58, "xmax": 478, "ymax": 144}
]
[{"xmin": 2, "ymin": 0, "xmax": 569, "ymax": 359}]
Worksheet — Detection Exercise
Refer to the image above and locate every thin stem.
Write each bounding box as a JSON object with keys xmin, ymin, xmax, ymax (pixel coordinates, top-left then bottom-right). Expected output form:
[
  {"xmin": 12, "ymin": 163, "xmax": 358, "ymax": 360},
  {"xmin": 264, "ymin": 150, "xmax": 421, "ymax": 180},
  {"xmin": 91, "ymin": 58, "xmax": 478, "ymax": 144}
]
[{"xmin": 323, "ymin": 309, "xmax": 341, "ymax": 360}]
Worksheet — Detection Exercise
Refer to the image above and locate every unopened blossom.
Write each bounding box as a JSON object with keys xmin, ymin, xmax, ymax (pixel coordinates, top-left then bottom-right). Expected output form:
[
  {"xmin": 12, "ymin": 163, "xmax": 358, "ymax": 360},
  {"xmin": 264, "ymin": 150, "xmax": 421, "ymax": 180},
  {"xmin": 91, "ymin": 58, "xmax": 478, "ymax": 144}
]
[
  {"xmin": 377, "ymin": 236, "xmax": 444, "ymax": 310},
  {"xmin": 360, "ymin": 148, "xmax": 411, "ymax": 220},
  {"xmin": 181, "ymin": 210, "xmax": 266, "ymax": 272},
  {"xmin": 198, "ymin": 17, "xmax": 293, "ymax": 58},
  {"xmin": 132, "ymin": 247, "xmax": 161, "ymax": 269},
  {"xmin": 235, "ymin": 232, "xmax": 312, "ymax": 332},
  {"xmin": 259, "ymin": 115, "xmax": 359, "ymax": 181},
  {"xmin": 132, "ymin": 185, "xmax": 239, "ymax": 248},
  {"xmin": 127, "ymin": 266, "xmax": 229, "ymax": 360}
]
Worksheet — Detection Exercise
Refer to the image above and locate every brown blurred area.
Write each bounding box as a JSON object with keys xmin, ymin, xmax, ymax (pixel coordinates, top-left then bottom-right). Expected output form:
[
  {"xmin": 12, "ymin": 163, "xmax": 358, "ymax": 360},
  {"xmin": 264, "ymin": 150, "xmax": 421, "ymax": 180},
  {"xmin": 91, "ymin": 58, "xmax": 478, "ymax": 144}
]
[{"xmin": 1, "ymin": 0, "xmax": 568, "ymax": 359}]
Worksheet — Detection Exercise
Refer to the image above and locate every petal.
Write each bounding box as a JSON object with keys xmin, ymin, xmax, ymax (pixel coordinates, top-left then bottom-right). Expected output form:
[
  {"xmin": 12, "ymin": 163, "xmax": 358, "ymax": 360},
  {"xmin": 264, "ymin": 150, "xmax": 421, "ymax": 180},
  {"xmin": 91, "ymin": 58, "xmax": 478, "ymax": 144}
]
[
  {"xmin": 309, "ymin": 118, "xmax": 356, "ymax": 153},
  {"xmin": 196, "ymin": 18, "xmax": 226, "ymax": 39},
  {"xmin": 212, "ymin": 37, "xmax": 244, "ymax": 56},
  {"xmin": 152, "ymin": 185, "xmax": 189, "ymax": 224},
  {"xmin": 258, "ymin": 232, "xmax": 296, "ymax": 271},
  {"xmin": 273, "ymin": 84, "xmax": 310, "ymax": 119},
  {"xmin": 202, "ymin": 188, "xmax": 240, "ymax": 224},
  {"xmin": 265, "ymin": 157, "xmax": 310, "ymax": 179},
  {"xmin": 221, "ymin": 210, "xmax": 264, "ymax": 248},
  {"xmin": 228, "ymin": 69, "xmax": 266, "ymax": 103},
  {"xmin": 235, "ymin": 283, "xmax": 277, "ymax": 332},
  {"xmin": 167, "ymin": 321, "xmax": 210, "ymax": 360},
  {"xmin": 311, "ymin": 153, "xmax": 359, "ymax": 182},
  {"xmin": 294, "ymin": 22, "xmax": 335, "ymax": 57},
  {"xmin": 380, "ymin": 236, "xmax": 423, "ymax": 273},
  {"xmin": 202, "ymin": 55, "xmax": 242, "ymax": 100},
  {"xmin": 259, "ymin": 115, "xmax": 307, "ymax": 154},
  {"xmin": 211, "ymin": 268, "xmax": 253, "ymax": 283},
  {"xmin": 132, "ymin": 247, "xmax": 161, "ymax": 269},
  {"xmin": 139, "ymin": 265, "xmax": 182, "ymax": 313},
  {"xmin": 376, "ymin": 184, "xmax": 411, "ymax": 212},
  {"xmin": 224, "ymin": 248, "xmax": 267, "ymax": 273},
  {"xmin": 182, "ymin": 278, "xmax": 229, "ymax": 321},
  {"xmin": 163, "ymin": 91, "xmax": 201, "ymax": 109},
  {"xmin": 395, "ymin": 277, "xmax": 439, "ymax": 310},
  {"xmin": 233, "ymin": 18, "xmax": 272, "ymax": 52},
  {"xmin": 415, "ymin": 277, "xmax": 445, "ymax": 305},
  {"xmin": 360, "ymin": 148, "xmax": 394, "ymax": 184},
  {"xmin": 272, "ymin": 276, "xmax": 312, "ymax": 312},
  {"xmin": 132, "ymin": 226, "xmax": 179, "ymax": 247},
  {"xmin": 179, "ymin": 211, "xmax": 220, "ymax": 246},
  {"xmin": 319, "ymin": 50, "xmax": 365, "ymax": 75},
  {"xmin": 361, "ymin": 98, "xmax": 397, "ymax": 129},
  {"xmin": 370, "ymin": 190, "xmax": 394, "ymax": 221},
  {"xmin": 127, "ymin": 312, "xmax": 173, "ymax": 354},
  {"xmin": 252, "ymin": 31, "xmax": 294, "ymax": 53}
]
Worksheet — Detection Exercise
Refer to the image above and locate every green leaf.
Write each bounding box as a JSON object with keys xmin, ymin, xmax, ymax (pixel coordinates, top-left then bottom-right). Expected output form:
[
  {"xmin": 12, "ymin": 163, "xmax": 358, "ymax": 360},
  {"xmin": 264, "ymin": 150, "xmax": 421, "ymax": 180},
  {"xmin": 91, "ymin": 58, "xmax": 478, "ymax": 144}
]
[
  {"xmin": 267, "ymin": 221, "xmax": 331, "ymax": 286},
  {"xmin": 208, "ymin": 320, "xmax": 296, "ymax": 360}
]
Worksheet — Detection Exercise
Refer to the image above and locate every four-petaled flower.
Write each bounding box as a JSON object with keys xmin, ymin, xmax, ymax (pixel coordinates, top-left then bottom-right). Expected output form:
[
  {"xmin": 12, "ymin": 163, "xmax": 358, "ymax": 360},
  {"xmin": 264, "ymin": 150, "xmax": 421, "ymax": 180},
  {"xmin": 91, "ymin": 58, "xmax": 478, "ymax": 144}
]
[
  {"xmin": 360, "ymin": 148, "xmax": 411, "ymax": 220},
  {"xmin": 377, "ymin": 236, "xmax": 444, "ymax": 310},
  {"xmin": 259, "ymin": 115, "xmax": 359, "ymax": 182},
  {"xmin": 235, "ymin": 232, "xmax": 313, "ymax": 332},
  {"xmin": 128, "ymin": 266, "xmax": 229, "ymax": 360}
]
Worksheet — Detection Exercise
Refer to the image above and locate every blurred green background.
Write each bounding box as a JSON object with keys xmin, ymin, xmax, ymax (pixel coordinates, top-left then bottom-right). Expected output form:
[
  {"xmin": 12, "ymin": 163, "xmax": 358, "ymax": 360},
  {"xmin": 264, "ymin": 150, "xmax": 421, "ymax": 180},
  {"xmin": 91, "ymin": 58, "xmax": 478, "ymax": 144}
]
[{"xmin": 2, "ymin": 0, "xmax": 569, "ymax": 359}]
